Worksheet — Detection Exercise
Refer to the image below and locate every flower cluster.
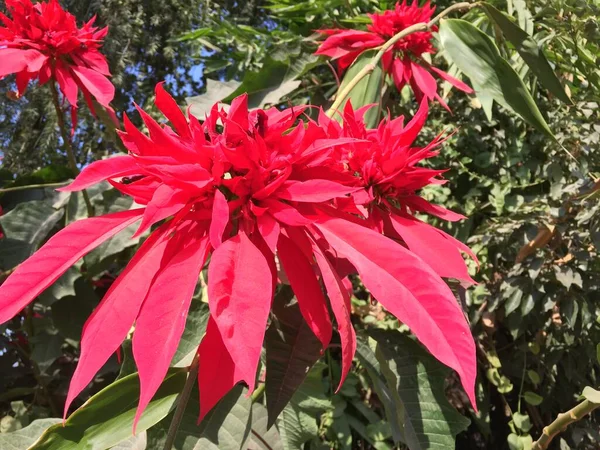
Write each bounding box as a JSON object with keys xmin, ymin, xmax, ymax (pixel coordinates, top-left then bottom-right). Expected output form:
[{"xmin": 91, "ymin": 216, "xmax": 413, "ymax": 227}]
[
  {"xmin": 0, "ymin": 84, "xmax": 477, "ymax": 425},
  {"xmin": 0, "ymin": 0, "xmax": 114, "ymax": 113},
  {"xmin": 315, "ymin": 0, "xmax": 473, "ymax": 109}
]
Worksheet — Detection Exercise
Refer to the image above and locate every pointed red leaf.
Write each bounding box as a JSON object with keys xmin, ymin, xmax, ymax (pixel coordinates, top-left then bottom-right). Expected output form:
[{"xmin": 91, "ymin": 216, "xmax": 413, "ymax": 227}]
[
  {"xmin": 429, "ymin": 66, "xmax": 474, "ymax": 93},
  {"xmin": 132, "ymin": 229, "xmax": 210, "ymax": 429},
  {"xmin": 71, "ymin": 65, "xmax": 115, "ymax": 107},
  {"xmin": 209, "ymin": 189, "xmax": 229, "ymax": 249},
  {"xmin": 404, "ymin": 195, "xmax": 466, "ymax": 222},
  {"xmin": 197, "ymin": 317, "xmax": 243, "ymax": 421},
  {"xmin": 207, "ymin": 232, "xmax": 273, "ymax": 392},
  {"xmin": 155, "ymin": 82, "xmax": 190, "ymax": 138},
  {"xmin": 64, "ymin": 223, "xmax": 173, "ymax": 417},
  {"xmin": 0, "ymin": 209, "xmax": 144, "ymax": 324},
  {"xmin": 58, "ymin": 155, "xmax": 139, "ymax": 192},
  {"xmin": 71, "ymin": 66, "xmax": 115, "ymax": 107},
  {"xmin": 312, "ymin": 239, "xmax": 355, "ymax": 389},
  {"xmin": 389, "ymin": 213, "xmax": 474, "ymax": 283},
  {"xmin": 315, "ymin": 218, "xmax": 477, "ymax": 408},
  {"xmin": 134, "ymin": 185, "xmax": 190, "ymax": 237},
  {"xmin": 277, "ymin": 180, "xmax": 358, "ymax": 203},
  {"xmin": 278, "ymin": 233, "xmax": 332, "ymax": 348}
]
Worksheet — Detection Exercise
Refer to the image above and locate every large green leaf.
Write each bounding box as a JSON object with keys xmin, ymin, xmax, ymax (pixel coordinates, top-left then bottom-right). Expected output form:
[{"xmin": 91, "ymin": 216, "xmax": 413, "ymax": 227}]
[
  {"xmin": 370, "ymin": 329, "xmax": 470, "ymax": 450},
  {"xmin": 265, "ymin": 292, "xmax": 323, "ymax": 427},
  {"xmin": 223, "ymin": 54, "xmax": 317, "ymax": 108},
  {"xmin": 50, "ymin": 278, "xmax": 99, "ymax": 340},
  {"xmin": 277, "ymin": 364, "xmax": 333, "ymax": 450},
  {"xmin": 29, "ymin": 369, "xmax": 187, "ymax": 450},
  {"xmin": 186, "ymin": 79, "xmax": 242, "ymax": 119},
  {"xmin": 439, "ymin": 19, "xmax": 554, "ymax": 139},
  {"xmin": 0, "ymin": 200, "xmax": 64, "ymax": 270},
  {"xmin": 335, "ymin": 50, "xmax": 383, "ymax": 128},
  {"xmin": 146, "ymin": 385, "xmax": 252, "ymax": 450},
  {"xmin": 482, "ymin": 3, "xmax": 572, "ymax": 104},
  {"xmin": 247, "ymin": 403, "xmax": 283, "ymax": 450},
  {"xmin": 0, "ymin": 419, "xmax": 61, "ymax": 450},
  {"xmin": 355, "ymin": 335, "xmax": 403, "ymax": 444}
]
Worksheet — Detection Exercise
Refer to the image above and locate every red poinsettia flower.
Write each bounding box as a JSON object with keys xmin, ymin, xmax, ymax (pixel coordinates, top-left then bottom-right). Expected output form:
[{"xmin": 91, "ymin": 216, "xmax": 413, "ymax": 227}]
[
  {"xmin": 318, "ymin": 99, "xmax": 478, "ymax": 284},
  {"xmin": 0, "ymin": 84, "xmax": 476, "ymax": 427},
  {"xmin": 315, "ymin": 0, "xmax": 473, "ymax": 109},
  {"xmin": 0, "ymin": 0, "xmax": 114, "ymax": 112}
]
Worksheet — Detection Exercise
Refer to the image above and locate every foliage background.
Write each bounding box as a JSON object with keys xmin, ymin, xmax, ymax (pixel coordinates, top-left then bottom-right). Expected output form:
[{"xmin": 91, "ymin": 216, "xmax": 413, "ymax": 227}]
[{"xmin": 0, "ymin": 0, "xmax": 599, "ymax": 449}]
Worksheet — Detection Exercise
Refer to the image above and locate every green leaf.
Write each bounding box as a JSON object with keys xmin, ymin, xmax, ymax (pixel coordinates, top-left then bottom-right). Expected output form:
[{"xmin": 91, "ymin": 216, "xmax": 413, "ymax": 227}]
[
  {"xmin": 172, "ymin": 299, "xmax": 210, "ymax": 367},
  {"xmin": 146, "ymin": 385, "xmax": 252, "ymax": 450},
  {"xmin": 110, "ymin": 432, "xmax": 148, "ymax": 449},
  {"xmin": 0, "ymin": 200, "xmax": 64, "ymax": 270},
  {"xmin": 482, "ymin": 3, "xmax": 572, "ymax": 105},
  {"xmin": 186, "ymin": 79, "xmax": 242, "ymax": 119},
  {"xmin": 596, "ymin": 343, "xmax": 600, "ymax": 365},
  {"xmin": 277, "ymin": 364, "xmax": 332, "ymax": 450},
  {"xmin": 582, "ymin": 386, "xmax": 600, "ymax": 404},
  {"xmin": 439, "ymin": 19, "xmax": 554, "ymax": 139},
  {"xmin": 0, "ymin": 419, "xmax": 61, "ymax": 450},
  {"xmin": 370, "ymin": 329, "xmax": 470, "ymax": 450},
  {"xmin": 523, "ymin": 391, "xmax": 543, "ymax": 406},
  {"xmin": 30, "ymin": 369, "xmax": 187, "ymax": 450},
  {"xmin": 265, "ymin": 293, "xmax": 323, "ymax": 427},
  {"xmin": 335, "ymin": 50, "xmax": 383, "ymax": 128},
  {"xmin": 51, "ymin": 278, "xmax": 99, "ymax": 340},
  {"xmin": 30, "ymin": 331, "xmax": 64, "ymax": 374},
  {"xmin": 513, "ymin": 412, "xmax": 532, "ymax": 432},
  {"xmin": 247, "ymin": 403, "xmax": 283, "ymax": 450},
  {"xmin": 224, "ymin": 54, "xmax": 317, "ymax": 108},
  {"xmin": 355, "ymin": 335, "xmax": 403, "ymax": 443}
]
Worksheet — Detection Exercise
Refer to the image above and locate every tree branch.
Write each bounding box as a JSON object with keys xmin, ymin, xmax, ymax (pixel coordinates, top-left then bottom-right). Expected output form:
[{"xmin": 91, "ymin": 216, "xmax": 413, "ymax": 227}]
[{"xmin": 531, "ymin": 397, "xmax": 600, "ymax": 450}]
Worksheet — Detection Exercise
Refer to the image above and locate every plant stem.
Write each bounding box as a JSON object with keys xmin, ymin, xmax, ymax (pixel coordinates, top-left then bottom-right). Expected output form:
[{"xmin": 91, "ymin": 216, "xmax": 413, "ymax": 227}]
[
  {"xmin": 532, "ymin": 397, "xmax": 600, "ymax": 450},
  {"xmin": 251, "ymin": 383, "xmax": 266, "ymax": 403},
  {"xmin": 325, "ymin": 1, "xmax": 480, "ymax": 117},
  {"xmin": 0, "ymin": 181, "xmax": 70, "ymax": 194},
  {"xmin": 48, "ymin": 82, "xmax": 95, "ymax": 217},
  {"xmin": 163, "ymin": 353, "xmax": 200, "ymax": 450}
]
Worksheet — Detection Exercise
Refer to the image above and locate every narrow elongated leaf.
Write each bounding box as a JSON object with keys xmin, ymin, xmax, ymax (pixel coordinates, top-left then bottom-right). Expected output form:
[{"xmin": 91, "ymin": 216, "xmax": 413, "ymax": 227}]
[
  {"xmin": 265, "ymin": 291, "xmax": 323, "ymax": 427},
  {"xmin": 277, "ymin": 234, "xmax": 332, "ymax": 348},
  {"xmin": 208, "ymin": 232, "xmax": 274, "ymax": 393},
  {"xmin": 133, "ymin": 231, "xmax": 209, "ymax": 428},
  {"xmin": 315, "ymin": 218, "xmax": 477, "ymax": 408},
  {"xmin": 335, "ymin": 50, "xmax": 383, "ymax": 128},
  {"xmin": 439, "ymin": 19, "xmax": 554, "ymax": 138},
  {"xmin": 371, "ymin": 329, "xmax": 470, "ymax": 449},
  {"xmin": 482, "ymin": 3, "xmax": 572, "ymax": 104},
  {"xmin": 312, "ymin": 241, "xmax": 356, "ymax": 390},
  {"xmin": 65, "ymin": 223, "xmax": 172, "ymax": 416},
  {"xmin": 30, "ymin": 369, "xmax": 186, "ymax": 450},
  {"xmin": 0, "ymin": 209, "xmax": 143, "ymax": 324}
]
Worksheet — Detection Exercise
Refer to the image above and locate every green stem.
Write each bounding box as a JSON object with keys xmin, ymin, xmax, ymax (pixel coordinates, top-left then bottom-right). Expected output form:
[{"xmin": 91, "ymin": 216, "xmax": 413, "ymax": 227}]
[
  {"xmin": 251, "ymin": 383, "xmax": 266, "ymax": 403},
  {"xmin": 532, "ymin": 397, "xmax": 600, "ymax": 450},
  {"xmin": 0, "ymin": 182, "xmax": 70, "ymax": 194},
  {"xmin": 325, "ymin": 1, "xmax": 481, "ymax": 117},
  {"xmin": 48, "ymin": 81, "xmax": 95, "ymax": 217},
  {"xmin": 163, "ymin": 353, "xmax": 200, "ymax": 450}
]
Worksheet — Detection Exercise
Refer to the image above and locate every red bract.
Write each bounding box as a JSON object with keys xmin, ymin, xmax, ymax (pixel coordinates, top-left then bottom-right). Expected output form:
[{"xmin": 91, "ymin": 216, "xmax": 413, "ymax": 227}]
[
  {"xmin": 0, "ymin": 0, "xmax": 114, "ymax": 112},
  {"xmin": 0, "ymin": 84, "xmax": 477, "ymax": 427},
  {"xmin": 315, "ymin": 0, "xmax": 473, "ymax": 109},
  {"xmin": 318, "ymin": 99, "xmax": 478, "ymax": 283}
]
